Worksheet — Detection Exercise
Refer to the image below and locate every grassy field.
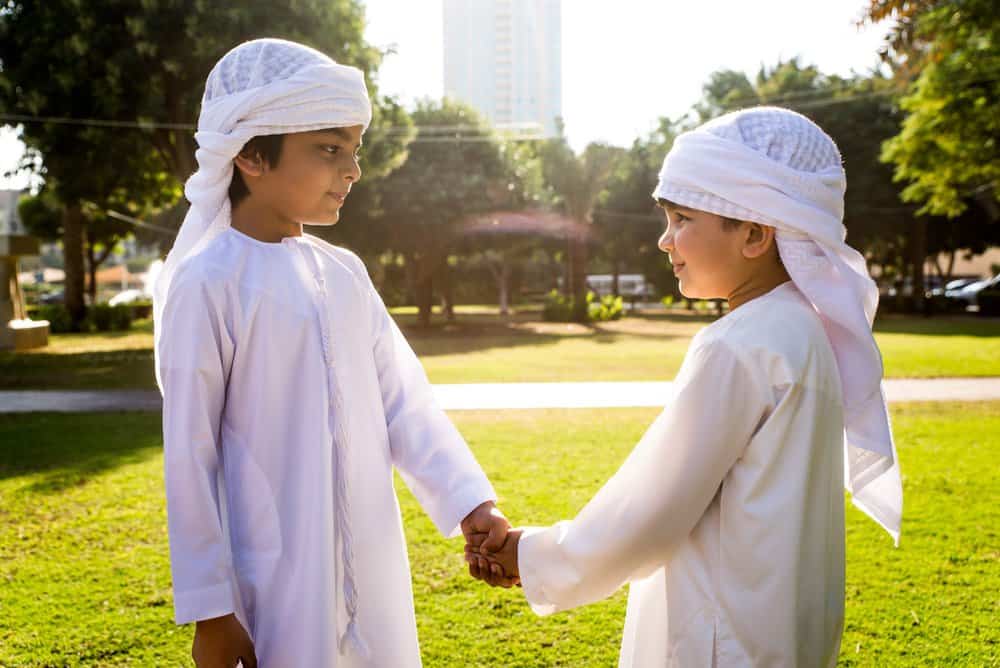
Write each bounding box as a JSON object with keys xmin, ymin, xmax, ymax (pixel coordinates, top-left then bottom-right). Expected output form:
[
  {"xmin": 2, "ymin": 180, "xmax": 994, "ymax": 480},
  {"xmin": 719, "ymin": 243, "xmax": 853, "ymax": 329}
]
[
  {"xmin": 2, "ymin": 311, "xmax": 999, "ymax": 390},
  {"xmin": 0, "ymin": 403, "xmax": 997, "ymax": 666}
]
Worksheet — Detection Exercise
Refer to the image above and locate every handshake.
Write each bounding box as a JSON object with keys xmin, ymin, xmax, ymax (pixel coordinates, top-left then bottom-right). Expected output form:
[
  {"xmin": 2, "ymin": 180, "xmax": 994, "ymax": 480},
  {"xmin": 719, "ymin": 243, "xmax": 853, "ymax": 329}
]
[{"xmin": 459, "ymin": 501, "xmax": 523, "ymax": 588}]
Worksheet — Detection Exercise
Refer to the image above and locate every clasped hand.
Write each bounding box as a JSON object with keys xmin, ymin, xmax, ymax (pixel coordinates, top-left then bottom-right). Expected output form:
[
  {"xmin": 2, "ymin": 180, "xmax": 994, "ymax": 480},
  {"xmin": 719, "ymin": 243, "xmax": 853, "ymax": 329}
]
[{"xmin": 459, "ymin": 501, "xmax": 521, "ymax": 588}]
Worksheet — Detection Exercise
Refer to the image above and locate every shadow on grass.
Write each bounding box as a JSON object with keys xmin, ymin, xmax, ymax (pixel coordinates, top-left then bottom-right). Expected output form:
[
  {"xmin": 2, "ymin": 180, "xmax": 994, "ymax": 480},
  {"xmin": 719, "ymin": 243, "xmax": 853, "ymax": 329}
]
[
  {"xmin": 873, "ymin": 314, "xmax": 1000, "ymax": 337},
  {"xmin": 0, "ymin": 349, "xmax": 156, "ymax": 390},
  {"xmin": 397, "ymin": 312, "xmax": 706, "ymax": 357},
  {"xmin": 0, "ymin": 412, "xmax": 162, "ymax": 493}
]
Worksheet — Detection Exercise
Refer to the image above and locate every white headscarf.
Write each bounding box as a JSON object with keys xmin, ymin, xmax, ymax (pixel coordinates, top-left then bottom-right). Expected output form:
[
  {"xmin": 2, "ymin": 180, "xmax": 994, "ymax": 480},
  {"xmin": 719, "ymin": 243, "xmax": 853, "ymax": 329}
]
[
  {"xmin": 153, "ymin": 38, "xmax": 373, "ymax": 655},
  {"xmin": 653, "ymin": 106, "xmax": 902, "ymax": 544}
]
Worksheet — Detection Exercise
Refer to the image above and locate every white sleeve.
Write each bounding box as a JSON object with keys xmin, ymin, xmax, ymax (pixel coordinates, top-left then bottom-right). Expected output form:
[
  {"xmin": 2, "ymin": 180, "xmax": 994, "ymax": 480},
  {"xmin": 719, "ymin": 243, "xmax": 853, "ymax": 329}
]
[
  {"xmin": 361, "ymin": 264, "xmax": 496, "ymax": 538},
  {"xmin": 157, "ymin": 269, "xmax": 237, "ymax": 624},
  {"xmin": 518, "ymin": 340, "xmax": 769, "ymax": 615}
]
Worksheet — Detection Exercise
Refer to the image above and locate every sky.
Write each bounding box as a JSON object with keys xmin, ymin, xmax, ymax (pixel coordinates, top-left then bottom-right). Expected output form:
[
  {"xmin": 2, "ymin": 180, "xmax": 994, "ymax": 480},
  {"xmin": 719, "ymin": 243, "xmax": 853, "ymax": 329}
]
[
  {"xmin": 0, "ymin": 0, "xmax": 890, "ymax": 189},
  {"xmin": 364, "ymin": 0, "xmax": 890, "ymax": 149}
]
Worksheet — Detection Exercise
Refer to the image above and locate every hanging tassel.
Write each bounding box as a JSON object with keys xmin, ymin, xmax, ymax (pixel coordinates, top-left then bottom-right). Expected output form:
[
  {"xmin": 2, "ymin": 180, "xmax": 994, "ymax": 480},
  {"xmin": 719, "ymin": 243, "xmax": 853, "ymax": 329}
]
[{"xmin": 339, "ymin": 618, "xmax": 371, "ymax": 658}]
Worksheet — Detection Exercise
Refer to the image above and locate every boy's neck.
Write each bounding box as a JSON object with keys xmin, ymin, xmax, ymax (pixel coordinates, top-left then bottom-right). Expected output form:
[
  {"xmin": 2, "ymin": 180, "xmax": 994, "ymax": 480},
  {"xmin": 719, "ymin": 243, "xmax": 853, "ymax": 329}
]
[
  {"xmin": 726, "ymin": 263, "xmax": 793, "ymax": 311},
  {"xmin": 231, "ymin": 199, "xmax": 303, "ymax": 243}
]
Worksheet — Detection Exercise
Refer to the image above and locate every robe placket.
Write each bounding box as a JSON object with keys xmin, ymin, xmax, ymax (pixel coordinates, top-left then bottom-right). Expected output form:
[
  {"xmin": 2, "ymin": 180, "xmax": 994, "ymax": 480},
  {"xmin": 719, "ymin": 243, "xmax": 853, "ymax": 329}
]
[{"xmin": 289, "ymin": 239, "xmax": 368, "ymax": 657}]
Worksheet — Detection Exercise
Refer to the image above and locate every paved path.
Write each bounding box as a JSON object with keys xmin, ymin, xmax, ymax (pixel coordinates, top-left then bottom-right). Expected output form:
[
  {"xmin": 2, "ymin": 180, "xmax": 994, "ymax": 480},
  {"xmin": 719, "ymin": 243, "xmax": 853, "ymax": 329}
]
[{"xmin": 2, "ymin": 378, "xmax": 1000, "ymax": 413}]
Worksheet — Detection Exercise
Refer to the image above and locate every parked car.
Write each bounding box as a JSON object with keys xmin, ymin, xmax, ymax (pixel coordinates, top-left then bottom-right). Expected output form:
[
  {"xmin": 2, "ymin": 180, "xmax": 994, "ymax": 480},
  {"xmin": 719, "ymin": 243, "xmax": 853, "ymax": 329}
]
[
  {"xmin": 929, "ymin": 277, "xmax": 979, "ymax": 297},
  {"xmin": 38, "ymin": 290, "xmax": 64, "ymax": 305},
  {"xmin": 108, "ymin": 289, "xmax": 148, "ymax": 306},
  {"xmin": 883, "ymin": 276, "xmax": 943, "ymax": 299},
  {"xmin": 945, "ymin": 273, "xmax": 1000, "ymax": 309}
]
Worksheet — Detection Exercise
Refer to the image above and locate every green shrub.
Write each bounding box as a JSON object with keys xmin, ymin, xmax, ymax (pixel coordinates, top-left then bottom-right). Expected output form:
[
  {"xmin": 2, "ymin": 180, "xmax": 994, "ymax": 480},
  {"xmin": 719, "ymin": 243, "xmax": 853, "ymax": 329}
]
[
  {"xmin": 89, "ymin": 303, "xmax": 133, "ymax": 332},
  {"xmin": 90, "ymin": 304, "xmax": 115, "ymax": 332},
  {"xmin": 542, "ymin": 289, "xmax": 573, "ymax": 322},
  {"xmin": 661, "ymin": 295, "xmax": 675, "ymax": 308},
  {"xmin": 588, "ymin": 292, "xmax": 624, "ymax": 321},
  {"xmin": 110, "ymin": 304, "xmax": 134, "ymax": 330},
  {"xmin": 544, "ymin": 290, "xmax": 623, "ymax": 322},
  {"xmin": 130, "ymin": 299, "xmax": 153, "ymax": 320},
  {"xmin": 33, "ymin": 305, "xmax": 73, "ymax": 333}
]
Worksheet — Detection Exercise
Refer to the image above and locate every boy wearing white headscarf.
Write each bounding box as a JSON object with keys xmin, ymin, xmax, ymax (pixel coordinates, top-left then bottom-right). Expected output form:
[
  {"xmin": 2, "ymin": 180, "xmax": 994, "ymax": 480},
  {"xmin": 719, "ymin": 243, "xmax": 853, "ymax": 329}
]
[
  {"xmin": 154, "ymin": 39, "xmax": 510, "ymax": 667},
  {"xmin": 468, "ymin": 107, "xmax": 903, "ymax": 667}
]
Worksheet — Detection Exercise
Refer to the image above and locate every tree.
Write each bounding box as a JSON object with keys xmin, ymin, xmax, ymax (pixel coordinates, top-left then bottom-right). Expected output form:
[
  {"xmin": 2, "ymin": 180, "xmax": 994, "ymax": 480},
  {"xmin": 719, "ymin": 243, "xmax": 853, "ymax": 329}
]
[
  {"xmin": 872, "ymin": 0, "xmax": 1000, "ymax": 219},
  {"xmin": 861, "ymin": 0, "xmax": 999, "ymax": 218},
  {"xmin": 19, "ymin": 186, "xmax": 146, "ymax": 304},
  {"xmin": 0, "ymin": 1, "xmax": 408, "ymax": 325},
  {"xmin": 350, "ymin": 99, "xmax": 526, "ymax": 327},
  {"xmin": 539, "ymin": 138, "xmax": 623, "ymax": 321},
  {"xmin": 593, "ymin": 118, "xmax": 678, "ymax": 299},
  {"xmin": 693, "ymin": 70, "xmax": 758, "ymax": 122}
]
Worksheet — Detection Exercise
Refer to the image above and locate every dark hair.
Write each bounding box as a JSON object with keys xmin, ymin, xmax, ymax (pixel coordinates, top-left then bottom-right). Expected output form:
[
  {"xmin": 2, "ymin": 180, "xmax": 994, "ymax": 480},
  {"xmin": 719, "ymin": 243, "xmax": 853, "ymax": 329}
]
[
  {"xmin": 656, "ymin": 198, "xmax": 742, "ymax": 230},
  {"xmin": 228, "ymin": 134, "xmax": 286, "ymax": 207}
]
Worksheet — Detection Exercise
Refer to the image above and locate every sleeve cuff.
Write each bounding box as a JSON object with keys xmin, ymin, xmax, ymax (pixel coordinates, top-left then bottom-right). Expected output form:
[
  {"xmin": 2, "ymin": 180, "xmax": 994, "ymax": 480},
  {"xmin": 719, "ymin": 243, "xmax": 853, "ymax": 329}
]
[
  {"xmin": 172, "ymin": 581, "xmax": 237, "ymax": 625},
  {"xmin": 517, "ymin": 525, "xmax": 560, "ymax": 616},
  {"xmin": 432, "ymin": 478, "xmax": 497, "ymax": 538}
]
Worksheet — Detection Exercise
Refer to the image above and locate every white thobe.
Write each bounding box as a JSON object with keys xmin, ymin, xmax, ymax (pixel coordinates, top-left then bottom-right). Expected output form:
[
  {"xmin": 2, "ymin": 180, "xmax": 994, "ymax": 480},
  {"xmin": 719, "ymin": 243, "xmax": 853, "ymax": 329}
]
[
  {"xmin": 158, "ymin": 228, "xmax": 496, "ymax": 666},
  {"xmin": 518, "ymin": 282, "xmax": 846, "ymax": 667}
]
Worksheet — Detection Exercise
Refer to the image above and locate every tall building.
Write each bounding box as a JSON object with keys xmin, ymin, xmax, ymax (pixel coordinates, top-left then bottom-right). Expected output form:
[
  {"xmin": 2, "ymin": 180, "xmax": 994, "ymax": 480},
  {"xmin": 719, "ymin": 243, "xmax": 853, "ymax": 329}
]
[{"xmin": 443, "ymin": 0, "xmax": 562, "ymax": 138}]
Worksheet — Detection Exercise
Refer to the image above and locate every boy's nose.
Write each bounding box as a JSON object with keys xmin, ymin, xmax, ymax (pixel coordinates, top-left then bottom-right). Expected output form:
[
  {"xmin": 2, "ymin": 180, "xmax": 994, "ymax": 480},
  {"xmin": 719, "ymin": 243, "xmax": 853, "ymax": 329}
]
[
  {"xmin": 658, "ymin": 229, "xmax": 674, "ymax": 253},
  {"xmin": 344, "ymin": 158, "xmax": 362, "ymax": 184}
]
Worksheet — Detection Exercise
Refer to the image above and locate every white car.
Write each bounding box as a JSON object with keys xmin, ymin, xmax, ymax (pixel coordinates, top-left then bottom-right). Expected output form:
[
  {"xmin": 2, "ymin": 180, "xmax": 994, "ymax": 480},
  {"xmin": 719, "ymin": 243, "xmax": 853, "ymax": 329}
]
[
  {"xmin": 945, "ymin": 273, "xmax": 1000, "ymax": 307},
  {"xmin": 108, "ymin": 289, "xmax": 148, "ymax": 306}
]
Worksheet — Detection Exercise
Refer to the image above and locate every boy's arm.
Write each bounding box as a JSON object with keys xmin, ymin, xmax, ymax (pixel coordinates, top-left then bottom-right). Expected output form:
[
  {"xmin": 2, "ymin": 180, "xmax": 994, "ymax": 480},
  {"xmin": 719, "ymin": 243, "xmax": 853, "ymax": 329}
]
[
  {"xmin": 514, "ymin": 341, "xmax": 768, "ymax": 615},
  {"xmin": 360, "ymin": 264, "xmax": 497, "ymax": 538},
  {"xmin": 158, "ymin": 271, "xmax": 237, "ymax": 625}
]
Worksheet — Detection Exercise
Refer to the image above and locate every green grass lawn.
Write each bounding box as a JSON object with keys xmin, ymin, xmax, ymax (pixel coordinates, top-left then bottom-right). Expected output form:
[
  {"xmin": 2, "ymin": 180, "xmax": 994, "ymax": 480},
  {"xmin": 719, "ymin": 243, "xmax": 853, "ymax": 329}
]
[
  {"xmin": 2, "ymin": 312, "xmax": 999, "ymax": 390},
  {"xmin": 1, "ymin": 403, "xmax": 997, "ymax": 666}
]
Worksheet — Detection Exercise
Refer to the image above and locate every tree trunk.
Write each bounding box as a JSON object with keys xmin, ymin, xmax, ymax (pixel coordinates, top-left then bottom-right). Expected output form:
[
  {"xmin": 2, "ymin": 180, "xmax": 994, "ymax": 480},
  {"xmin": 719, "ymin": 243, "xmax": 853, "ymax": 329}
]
[
  {"xmin": 412, "ymin": 253, "xmax": 434, "ymax": 328},
  {"xmin": 499, "ymin": 260, "xmax": 511, "ymax": 316},
  {"xmin": 86, "ymin": 236, "xmax": 98, "ymax": 305},
  {"xmin": 562, "ymin": 242, "xmax": 571, "ymax": 296},
  {"xmin": 910, "ymin": 217, "xmax": 927, "ymax": 314},
  {"xmin": 439, "ymin": 258, "xmax": 455, "ymax": 322},
  {"xmin": 62, "ymin": 202, "xmax": 87, "ymax": 329},
  {"xmin": 569, "ymin": 238, "xmax": 589, "ymax": 323},
  {"xmin": 611, "ymin": 258, "xmax": 620, "ymax": 298}
]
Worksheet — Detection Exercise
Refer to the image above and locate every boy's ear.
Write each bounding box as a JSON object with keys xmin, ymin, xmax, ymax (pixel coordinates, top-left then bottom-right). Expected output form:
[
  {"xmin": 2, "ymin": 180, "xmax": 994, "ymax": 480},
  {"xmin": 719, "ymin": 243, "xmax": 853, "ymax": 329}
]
[
  {"xmin": 741, "ymin": 223, "xmax": 778, "ymax": 260},
  {"xmin": 233, "ymin": 149, "xmax": 266, "ymax": 179}
]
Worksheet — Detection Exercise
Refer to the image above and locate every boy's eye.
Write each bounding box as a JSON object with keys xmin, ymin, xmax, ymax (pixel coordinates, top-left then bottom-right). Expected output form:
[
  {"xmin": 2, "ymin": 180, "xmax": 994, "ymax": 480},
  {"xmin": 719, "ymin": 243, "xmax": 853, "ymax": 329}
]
[
  {"xmin": 672, "ymin": 212, "xmax": 689, "ymax": 223},
  {"xmin": 321, "ymin": 145, "xmax": 361, "ymax": 160}
]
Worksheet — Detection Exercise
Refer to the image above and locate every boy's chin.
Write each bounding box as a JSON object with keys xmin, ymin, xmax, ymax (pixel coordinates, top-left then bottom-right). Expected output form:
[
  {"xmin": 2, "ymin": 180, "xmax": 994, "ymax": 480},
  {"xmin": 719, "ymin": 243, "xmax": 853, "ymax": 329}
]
[
  {"xmin": 303, "ymin": 213, "xmax": 341, "ymax": 227},
  {"xmin": 678, "ymin": 284, "xmax": 720, "ymax": 301}
]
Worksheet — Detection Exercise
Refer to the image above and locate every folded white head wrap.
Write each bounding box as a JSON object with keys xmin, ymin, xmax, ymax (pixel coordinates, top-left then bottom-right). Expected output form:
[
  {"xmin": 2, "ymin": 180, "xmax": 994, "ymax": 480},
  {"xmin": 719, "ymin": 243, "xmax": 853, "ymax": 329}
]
[
  {"xmin": 153, "ymin": 38, "xmax": 373, "ymax": 655},
  {"xmin": 654, "ymin": 107, "xmax": 902, "ymax": 544}
]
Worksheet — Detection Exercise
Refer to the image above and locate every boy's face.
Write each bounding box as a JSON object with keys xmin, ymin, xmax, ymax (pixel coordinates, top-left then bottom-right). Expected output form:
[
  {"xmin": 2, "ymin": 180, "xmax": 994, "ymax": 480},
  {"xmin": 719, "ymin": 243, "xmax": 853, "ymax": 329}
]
[
  {"xmin": 657, "ymin": 203, "xmax": 746, "ymax": 300},
  {"xmin": 249, "ymin": 125, "xmax": 363, "ymax": 226}
]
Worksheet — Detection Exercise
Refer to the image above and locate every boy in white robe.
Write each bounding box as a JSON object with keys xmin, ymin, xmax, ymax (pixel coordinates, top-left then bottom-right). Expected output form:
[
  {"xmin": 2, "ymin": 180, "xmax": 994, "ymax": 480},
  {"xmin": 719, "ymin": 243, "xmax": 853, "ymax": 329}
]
[
  {"xmin": 467, "ymin": 107, "xmax": 903, "ymax": 667},
  {"xmin": 154, "ymin": 39, "xmax": 511, "ymax": 667}
]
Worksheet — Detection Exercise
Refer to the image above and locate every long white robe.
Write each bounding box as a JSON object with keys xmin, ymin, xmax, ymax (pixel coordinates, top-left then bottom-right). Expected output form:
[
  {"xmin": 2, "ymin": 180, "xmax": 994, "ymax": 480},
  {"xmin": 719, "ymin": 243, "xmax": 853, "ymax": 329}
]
[
  {"xmin": 518, "ymin": 282, "xmax": 846, "ymax": 667},
  {"xmin": 158, "ymin": 227, "xmax": 496, "ymax": 666}
]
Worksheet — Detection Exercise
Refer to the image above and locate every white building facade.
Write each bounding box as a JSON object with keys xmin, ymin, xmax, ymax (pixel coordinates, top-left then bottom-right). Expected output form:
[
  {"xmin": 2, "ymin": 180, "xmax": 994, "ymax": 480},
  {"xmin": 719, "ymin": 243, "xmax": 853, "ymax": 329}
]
[{"xmin": 443, "ymin": 0, "xmax": 562, "ymax": 138}]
